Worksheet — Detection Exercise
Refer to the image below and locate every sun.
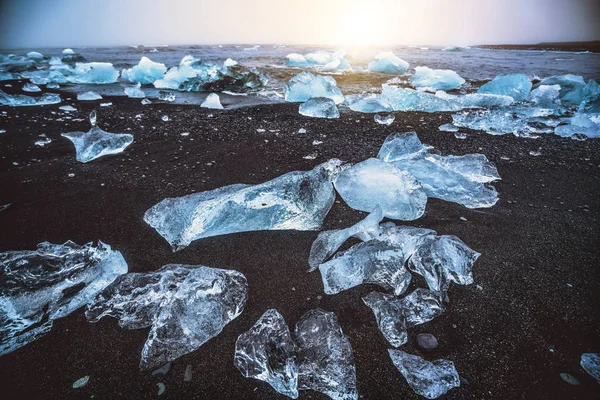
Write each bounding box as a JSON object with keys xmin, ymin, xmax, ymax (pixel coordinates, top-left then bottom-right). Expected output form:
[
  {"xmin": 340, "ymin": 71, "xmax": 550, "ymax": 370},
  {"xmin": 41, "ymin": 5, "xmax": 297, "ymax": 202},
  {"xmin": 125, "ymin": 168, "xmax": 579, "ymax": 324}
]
[{"xmin": 333, "ymin": 2, "xmax": 386, "ymax": 47}]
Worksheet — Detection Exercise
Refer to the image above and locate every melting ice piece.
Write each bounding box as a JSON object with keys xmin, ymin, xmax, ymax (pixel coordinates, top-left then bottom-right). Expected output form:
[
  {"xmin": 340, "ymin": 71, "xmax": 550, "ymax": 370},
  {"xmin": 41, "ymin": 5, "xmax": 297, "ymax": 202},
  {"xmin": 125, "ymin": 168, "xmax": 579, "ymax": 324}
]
[
  {"xmin": 299, "ymin": 97, "xmax": 339, "ymax": 119},
  {"xmin": 27, "ymin": 51, "xmax": 44, "ymax": 60},
  {"xmin": 59, "ymin": 105, "xmax": 77, "ymax": 112},
  {"xmin": 579, "ymin": 79, "xmax": 600, "ymax": 113},
  {"xmin": 285, "ymin": 50, "xmax": 351, "ymax": 72},
  {"xmin": 528, "ymin": 84, "xmax": 561, "ymax": 108},
  {"xmin": 144, "ymin": 159, "xmax": 342, "ymax": 250},
  {"xmin": 363, "ymin": 289, "xmax": 444, "ymax": 347},
  {"xmin": 158, "ymin": 91, "xmax": 176, "ymax": 102},
  {"xmin": 435, "ymin": 91, "xmax": 514, "ymax": 109},
  {"xmin": 61, "ymin": 111, "xmax": 134, "ymax": 163},
  {"xmin": 333, "ymin": 158, "xmax": 427, "ymax": 220},
  {"xmin": 345, "ymin": 94, "xmax": 392, "ymax": 113},
  {"xmin": 295, "ymin": 309, "xmax": 358, "ymax": 400},
  {"xmin": 67, "ymin": 62, "xmax": 119, "ymax": 84},
  {"xmin": 86, "ymin": 264, "xmax": 248, "ymax": 370},
  {"xmin": 368, "ymin": 51, "xmax": 409, "ymax": 74},
  {"xmin": 46, "ymin": 82, "xmax": 60, "ymax": 89},
  {"xmin": 22, "ymin": 82, "xmax": 41, "ymax": 92},
  {"xmin": 410, "ymin": 67, "xmax": 465, "ymax": 91},
  {"xmin": 374, "ymin": 114, "xmax": 395, "ymax": 125},
  {"xmin": 0, "ymin": 241, "xmax": 127, "ymax": 356},
  {"xmin": 477, "ymin": 73, "xmax": 532, "ymax": 102},
  {"xmin": 439, "ymin": 123, "xmax": 458, "ymax": 132},
  {"xmin": 581, "ymin": 353, "xmax": 600, "ymax": 382},
  {"xmin": 234, "ymin": 309, "xmax": 298, "ymax": 398},
  {"xmin": 450, "ymin": 106, "xmax": 556, "ymax": 137},
  {"xmin": 124, "ymin": 83, "xmax": 145, "ymax": 98},
  {"xmin": 538, "ymin": 74, "xmax": 586, "ymax": 105},
  {"xmin": 0, "ymin": 90, "xmax": 61, "ymax": 107},
  {"xmin": 554, "ymin": 113, "xmax": 600, "ymax": 139},
  {"xmin": 284, "ymin": 72, "xmax": 344, "ymax": 104},
  {"xmin": 121, "ymin": 57, "xmax": 167, "ymax": 84},
  {"xmin": 201, "ymin": 93, "xmax": 224, "ymax": 109},
  {"xmin": 377, "ymin": 131, "xmax": 426, "ymax": 162},
  {"xmin": 408, "ymin": 235, "xmax": 479, "ymax": 300},
  {"xmin": 77, "ymin": 91, "xmax": 102, "ymax": 101},
  {"xmin": 388, "ymin": 350, "xmax": 460, "ymax": 399},
  {"xmin": 381, "ymin": 85, "xmax": 458, "ymax": 112},
  {"xmin": 141, "ymin": 98, "xmax": 152, "ymax": 105}
]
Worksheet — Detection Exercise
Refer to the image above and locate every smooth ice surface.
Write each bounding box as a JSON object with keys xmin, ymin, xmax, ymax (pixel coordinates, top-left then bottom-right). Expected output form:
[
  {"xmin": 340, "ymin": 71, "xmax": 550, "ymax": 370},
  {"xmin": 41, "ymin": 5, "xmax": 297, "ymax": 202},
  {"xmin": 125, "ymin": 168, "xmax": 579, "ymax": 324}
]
[
  {"xmin": 538, "ymin": 74, "xmax": 586, "ymax": 105},
  {"xmin": 201, "ymin": 93, "xmax": 224, "ymax": 109},
  {"xmin": 345, "ymin": 94, "xmax": 392, "ymax": 113},
  {"xmin": 68, "ymin": 62, "xmax": 119, "ymax": 84},
  {"xmin": 333, "ymin": 158, "xmax": 427, "ymax": 220},
  {"xmin": 77, "ymin": 91, "xmax": 102, "ymax": 101},
  {"xmin": 363, "ymin": 289, "xmax": 444, "ymax": 347},
  {"xmin": 579, "ymin": 79, "xmax": 600, "ymax": 113},
  {"xmin": 477, "ymin": 73, "xmax": 532, "ymax": 101},
  {"xmin": 0, "ymin": 90, "xmax": 60, "ymax": 107},
  {"xmin": 368, "ymin": 52, "xmax": 409, "ymax": 74},
  {"xmin": 86, "ymin": 264, "xmax": 248, "ymax": 369},
  {"xmin": 388, "ymin": 350, "xmax": 460, "ymax": 399},
  {"xmin": 555, "ymin": 113, "xmax": 600, "ymax": 139},
  {"xmin": 22, "ymin": 82, "xmax": 41, "ymax": 92},
  {"xmin": 144, "ymin": 159, "xmax": 341, "ymax": 250},
  {"xmin": 0, "ymin": 241, "xmax": 127, "ymax": 356},
  {"xmin": 62, "ymin": 111, "xmax": 134, "ymax": 163},
  {"xmin": 377, "ymin": 131, "xmax": 426, "ymax": 162},
  {"xmin": 124, "ymin": 83, "xmax": 145, "ymax": 98},
  {"xmin": 436, "ymin": 91, "xmax": 514, "ymax": 109},
  {"xmin": 382, "ymin": 85, "xmax": 457, "ymax": 112},
  {"xmin": 121, "ymin": 57, "xmax": 167, "ymax": 84},
  {"xmin": 299, "ymin": 97, "xmax": 339, "ymax": 119},
  {"xmin": 284, "ymin": 72, "xmax": 345, "ymax": 104},
  {"xmin": 581, "ymin": 353, "xmax": 600, "ymax": 382},
  {"xmin": 410, "ymin": 67, "xmax": 465, "ymax": 91},
  {"xmin": 374, "ymin": 114, "xmax": 395, "ymax": 125},
  {"xmin": 234, "ymin": 309, "xmax": 298, "ymax": 398}
]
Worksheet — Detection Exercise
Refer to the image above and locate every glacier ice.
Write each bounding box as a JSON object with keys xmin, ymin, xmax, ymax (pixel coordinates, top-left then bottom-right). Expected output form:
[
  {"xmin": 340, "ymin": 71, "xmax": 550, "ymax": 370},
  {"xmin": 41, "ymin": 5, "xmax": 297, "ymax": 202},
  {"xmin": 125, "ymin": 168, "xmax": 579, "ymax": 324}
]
[
  {"xmin": 27, "ymin": 51, "xmax": 44, "ymax": 60},
  {"xmin": 363, "ymin": 289, "xmax": 445, "ymax": 347},
  {"xmin": 284, "ymin": 72, "xmax": 345, "ymax": 104},
  {"xmin": 388, "ymin": 350, "xmax": 460, "ymax": 399},
  {"xmin": 439, "ymin": 123, "xmax": 459, "ymax": 132},
  {"xmin": 299, "ymin": 97, "xmax": 339, "ymax": 119},
  {"xmin": 77, "ymin": 91, "xmax": 102, "ymax": 101},
  {"xmin": 477, "ymin": 73, "xmax": 532, "ymax": 101},
  {"xmin": 554, "ymin": 113, "xmax": 600, "ymax": 139},
  {"xmin": 528, "ymin": 84, "xmax": 561, "ymax": 108},
  {"xmin": 410, "ymin": 67, "xmax": 465, "ymax": 91},
  {"xmin": 158, "ymin": 91, "xmax": 176, "ymax": 102},
  {"xmin": 285, "ymin": 50, "xmax": 351, "ymax": 72},
  {"xmin": 61, "ymin": 49, "xmax": 86, "ymax": 63},
  {"xmin": 22, "ymin": 82, "xmax": 41, "ymax": 92},
  {"xmin": 0, "ymin": 241, "xmax": 127, "ymax": 356},
  {"xmin": 0, "ymin": 90, "xmax": 61, "ymax": 107},
  {"xmin": 368, "ymin": 51, "xmax": 409, "ymax": 74},
  {"xmin": 436, "ymin": 91, "xmax": 514, "ymax": 109},
  {"xmin": 144, "ymin": 159, "xmax": 341, "ymax": 250},
  {"xmin": 381, "ymin": 85, "xmax": 458, "ymax": 112},
  {"xmin": 374, "ymin": 114, "xmax": 395, "ymax": 125},
  {"xmin": 579, "ymin": 79, "xmax": 600, "ymax": 113},
  {"xmin": 333, "ymin": 158, "xmax": 427, "ymax": 220},
  {"xmin": 67, "ymin": 62, "xmax": 119, "ymax": 84},
  {"xmin": 377, "ymin": 131, "xmax": 427, "ymax": 162},
  {"xmin": 201, "ymin": 93, "xmax": 224, "ymax": 109},
  {"xmin": 345, "ymin": 94, "xmax": 392, "ymax": 113},
  {"xmin": 581, "ymin": 353, "xmax": 600, "ymax": 382},
  {"xmin": 121, "ymin": 57, "xmax": 167, "ymax": 84},
  {"xmin": 538, "ymin": 74, "xmax": 586, "ymax": 105},
  {"xmin": 124, "ymin": 83, "xmax": 145, "ymax": 98},
  {"xmin": 86, "ymin": 264, "xmax": 247, "ymax": 370},
  {"xmin": 61, "ymin": 111, "xmax": 134, "ymax": 163}
]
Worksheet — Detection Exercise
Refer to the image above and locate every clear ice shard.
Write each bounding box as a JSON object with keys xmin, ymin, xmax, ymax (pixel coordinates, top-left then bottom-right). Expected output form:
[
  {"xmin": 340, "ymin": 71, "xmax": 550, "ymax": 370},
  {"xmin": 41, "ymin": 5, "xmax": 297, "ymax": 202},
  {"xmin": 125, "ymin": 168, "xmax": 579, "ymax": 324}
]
[
  {"xmin": 284, "ymin": 72, "xmax": 345, "ymax": 104},
  {"xmin": 124, "ymin": 83, "xmax": 145, "ymax": 98},
  {"xmin": 345, "ymin": 94, "xmax": 393, "ymax": 113},
  {"xmin": 86, "ymin": 264, "xmax": 248, "ymax": 370},
  {"xmin": 144, "ymin": 159, "xmax": 342, "ymax": 250},
  {"xmin": 435, "ymin": 91, "xmax": 514, "ymax": 109},
  {"xmin": 580, "ymin": 353, "xmax": 600, "ymax": 382},
  {"xmin": 0, "ymin": 89, "xmax": 60, "ymax": 107},
  {"xmin": 121, "ymin": 57, "xmax": 167, "ymax": 84},
  {"xmin": 22, "ymin": 82, "xmax": 41, "ymax": 92},
  {"xmin": 299, "ymin": 97, "xmax": 339, "ymax": 119},
  {"xmin": 528, "ymin": 84, "xmax": 561, "ymax": 108},
  {"xmin": 0, "ymin": 241, "xmax": 127, "ymax": 356},
  {"xmin": 377, "ymin": 131, "xmax": 427, "ymax": 162},
  {"xmin": 374, "ymin": 114, "xmax": 395, "ymax": 125},
  {"xmin": 410, "ymin": 67, "xmax": 465, "ymax": 91},
  {"xmin": 363, "ymin": 289, "xmax": 445, "ymax": 347},
  {"xmin": 333, "ymin": 158, "xmax": 427, "ymax": 220},
  {"xmin": 158, "ymin": 91, "xmax": 176, "ymax": 102},
  {"xmin": 538, "ymin": 74, "xmax": 586, "ymax": 105},
  {"xmin": 67, "ymin": 62, "xmax": 119, "ymax": 84},
  {"xmin": 381, "ymin": 85, "xmax": 458, "ymax": 112},
  {"xmin": 200, "ymin": 93, "xmax": 224, "ymax": 109},
  {"xmin": 234, "ymin": 309, "xmax": 298, "ymax": 398},
  {"xmin": 61, "ymin": 111, "xmax": 134, "ymax": 163},
  {"xmin": 388, "ymin": 350, "xmax": 460, "ymax": 399},
  {"xmin": 368, "ymin": 51, "xmax": 409, "ymax": 74},
  {"xmin": 450, "ymin": 106, "xmax": 556, "ymax": 137},
  {"xmin": 77, "ymin": 91, "xmax": 102, "ymax": 101},
  {"xmin": 477, "ymin": 73, "xmax": 532, "ymax": 102}
]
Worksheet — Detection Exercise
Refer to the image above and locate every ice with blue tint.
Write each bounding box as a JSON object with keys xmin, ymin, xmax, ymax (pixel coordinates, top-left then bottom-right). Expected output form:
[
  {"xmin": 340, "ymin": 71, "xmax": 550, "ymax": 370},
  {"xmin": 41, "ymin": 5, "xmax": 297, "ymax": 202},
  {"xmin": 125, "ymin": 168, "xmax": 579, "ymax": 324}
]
[
  {"xmin": 61, "ymin": 111, "xmax": 134, "ymax": 163},
  {"xmin": 436, "ymin": 91, "xmax": 514, "ymax": 109},
  {"xmin": 0, "ymin": 89, "xmax": 61, "ymax": 107},
  {"xmin": 154, "ymin": 64, "xmax": 198, "ymax": 90},
  {"xmin": 581, "ymin": 353, "xmax": 600, "ymax": 382},
  {"xmin": 410, "ymin": 67, "xmax": 465, "ymax": 91},
  {"xmin": 201, "ymin": 93, "xmax": 224, "ymax": 109},
  {"xmin": 527, "ymin": 84, "xmax": 561, "ymax": 108},
  {"xmin": 333, "ymin": 158, "xmax": 427, "ymax": 220},
  {"xmin": 67, "ymin": 62, "xmax": 119, "ymax": 84},
  {"xmin": 554, "ymin": 113, "xmax": 600, "ymax": 140},
  {"xmin": 450, "ymin": 106, "xmax": 556, "ymax": 137},
  {"xmin": 381, "ymin": 85, "xmax": 458, "ymax": 112},
  {"xmin": 368, "ymin": 51, "xmax": 409, "ymax": 74},
  {"xmin": 77, "ymin": 91, "xmax": 103, "ymax": 101},
  {"xmin": 86, "ymin": 264, "xmax": 247, "ymax": 370},
  {"xmin": 377, "ymin": 131, "xmax": 427, "ymax": 161},
  {"xmin": 388, "ymin": 350, "xmax": 460, "ymax": 399},
  {"xmin": 144, "ymin": 159, "xmax": 342, "ymax": 250},
  {"xmin": 538, "ymin": 74, "xmax": 586, "ymax": 105},
  {"xmin": 26, "ymin": 51, "xmax": 44, "ymax": 60},
  {"xmin": 121, "ymin": 57, "xmax": 167, "ymax": 84},
  {"xmin": 284, "ymin": 72, "xmax": 345, "ymax": 104},
  {"xmin": 579, "ymin": 79, "xmax": 600, "ymax": 113},
  {"xmin": 124, "ymin": 83, "xmax": 145, "ymax": 98},
  {"xmin": 345, "ymin": 94, "xmax": 393, "ymax": 113},
  {"xmin": 0, "ymin": 241, "xmax": 127, "ymax": 356},
  {"xmin": 375, "ymin": 114, "xmax": 395, "ymax": 125},
  {"xmin": 286, "ymin": 50, "xmax": 352, "ymax": 72},
  {"xmin": 478, "ymin": 73, "xmax": 532, "ymax": 101},
  {"xmin": 22, "ymin": 82, "xmax": 41, "ymax": 92},
  {"xmin": 363, "ymin": 289, "xmax": 445, "ymax": 347},
  {"xmin": 299, "ymin": 97, "xmax": 339, "ymax": 119}
]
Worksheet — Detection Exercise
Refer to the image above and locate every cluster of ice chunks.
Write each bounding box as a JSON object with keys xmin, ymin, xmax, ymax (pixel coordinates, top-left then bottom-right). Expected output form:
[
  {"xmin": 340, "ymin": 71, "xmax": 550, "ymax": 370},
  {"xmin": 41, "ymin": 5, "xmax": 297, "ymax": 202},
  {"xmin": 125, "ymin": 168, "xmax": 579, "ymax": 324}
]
[
  {"xmin": 0, "ymin": 241, "xmax": 127, "ymax": 356},
  {"xmin": 381, "ymin": 85, "xmax": 458, "ymax": 112},
  {"xmin": 62, "ymin": 111, "xmax": 134, "ymax": 163},
  {"xmin": 86, "ymin": 264, "xmax": 248, "ymax": 369},
  {"xmin": 477, "ymin": 73, "xmax": 532, "ymax": 101},
  {"xmin": 410, "ymin": 66, "xmax": 465, "ymax": 91},
  {"xmin": 285, "ymin": 50, "xmax": 352, "ymax": 72},
  {"xmin": 368, "ymin": 51, "xmax": 409, "ymax": 74},
  {"xmin": 234, "ymin": 308, "xmax": 357, "ymax": 400},
  {"xmin": 299, "ymin": 97, "xmax": 339, "ymax": 118},
  {"xmin": 285, "ymin": 72, "xmax": 345, "ymax": 104},
  {"xmin": 0, "ymin": 89, "xmax": 61, "ymax": 107},
  {"xmin": 121, "ymin": 57, "xmax": 167, "ymax": 84},
  {"xmin": 144, "ymin": 159, "xmax": 342, "ymax": 251}
]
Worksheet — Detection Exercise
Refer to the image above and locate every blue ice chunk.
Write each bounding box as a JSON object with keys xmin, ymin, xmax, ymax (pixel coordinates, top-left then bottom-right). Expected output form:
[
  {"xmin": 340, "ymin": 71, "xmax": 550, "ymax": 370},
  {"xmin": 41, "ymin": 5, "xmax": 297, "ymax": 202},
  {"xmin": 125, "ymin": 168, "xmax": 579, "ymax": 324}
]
[
  {"xmin": 527, "ymin": 84, "xmax": 561, "ymax": 108},
  {"xmin": 0, "ymin": 241, "xmax": 127, "ymax": 356},
  {"xmin": 23, "ymin": 82, "xmax": 41, "ymax": 92},
  {"xmin": 581, "ymin": 353, "xmax": 600, "ymax": 382},
  {"xmin": 26, "ymin": 51, "xmax": 44, "ymax": 60},
  {"xmin": 345, "ymin": 94, "xmax": 392, "ymax": 113},
  {"xmin": 77, "ymin": 91, "xmax": 102, "ymax": 101},
  {"xmin": 121, "ymin": 56, "xmax": 167, "ymax": 84},
  {"xmin": 299, "ymin": 97, "xmax": 339, "ymax": 118},
  {"xmin": 554, "ymin": 113, "xmax": 600, "ymax": 140},
  {"xmin": 374, "ymin": 114, "xmax": 395, "ymax": 125},
  {"xmin": 154, "ymin": 64, "xmax": 198, "ymax": 89},
  {"xmin": 436, "ymin": 91, "xmax": 514, "ymax": 109},
  {"xmin": 450, "ymin": 106, "xmax": 556, "ymax": 137},
  {"xmin": 368, "ymin": 51, "xmax": 409, "ymax": 74},
  {"xmin": 201, "ymin": 93, "xmax": 224, "ymax": 109},
  {"xmin": 284, "ymin": 72, "xmax": 345, "ymax": 104},
  {"xmin": 478, "ymin": 73, "xmax": 532, "ymax": 101},
  {"xmin": 67, "ymin": 62, "xmax": 119, "ymax": 84},
  {"xmin": 377, "ymin": 131, "xmax": 426, "ymax": 162},
  {"xmin": 124, "ymin": 83, "xmax": 145, "ymax": 98},
  {"xmin": 410, "ymin": 67, "xmax": 465, "ymax": 91},
  {"xmin": 538, "ymin": 74, "xmax": 586, "ymax": 105},
  {"xmin": 579, "ymin": 79, "xmax": 600, "ymax": 113},
  {"xmin": 381, "ymin": 85, "xmax": 458, "ymax": 112},
  {"xmin": 0, "ymin": 89, "xmax": 60, "ymax": 107}
]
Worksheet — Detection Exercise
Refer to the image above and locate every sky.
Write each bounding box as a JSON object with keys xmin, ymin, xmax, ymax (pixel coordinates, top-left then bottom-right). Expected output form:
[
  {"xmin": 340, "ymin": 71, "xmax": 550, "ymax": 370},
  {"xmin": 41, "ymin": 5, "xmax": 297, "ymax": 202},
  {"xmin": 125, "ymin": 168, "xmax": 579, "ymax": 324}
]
[{"xmin": 0, "ymin": 0, "xmax": 599, "ymax": 49}]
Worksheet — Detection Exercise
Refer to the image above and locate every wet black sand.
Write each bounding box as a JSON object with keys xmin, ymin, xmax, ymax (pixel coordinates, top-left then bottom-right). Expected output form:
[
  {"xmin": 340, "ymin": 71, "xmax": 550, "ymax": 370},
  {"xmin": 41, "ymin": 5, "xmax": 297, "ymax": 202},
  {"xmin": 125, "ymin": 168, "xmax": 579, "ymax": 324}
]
[{"xmin": 0, "ymin": 93, "xmax": 599, "ymax": 399}]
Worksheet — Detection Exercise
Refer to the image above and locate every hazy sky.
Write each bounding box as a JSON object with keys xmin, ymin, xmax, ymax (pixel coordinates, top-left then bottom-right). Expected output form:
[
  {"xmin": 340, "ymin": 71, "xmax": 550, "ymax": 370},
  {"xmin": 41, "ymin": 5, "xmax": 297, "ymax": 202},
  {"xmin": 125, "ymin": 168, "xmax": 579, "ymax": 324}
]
[{"xmin": 1, "ymin": 0, "xmax": 599, "ymax": 49}]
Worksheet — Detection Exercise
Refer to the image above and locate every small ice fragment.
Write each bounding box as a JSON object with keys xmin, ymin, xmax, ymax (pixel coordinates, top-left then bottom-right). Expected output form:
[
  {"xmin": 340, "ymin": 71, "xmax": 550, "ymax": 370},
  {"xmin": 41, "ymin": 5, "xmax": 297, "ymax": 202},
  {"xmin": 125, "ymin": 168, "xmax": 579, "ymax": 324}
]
[
  {"xmin": 529, "ymin": 150, "xmax": 541, "ymax": 156},
  {"xmin": 454, "ymin": 132, "xmax": 467, "ymax": 139},
  {"xmin": 298, "ymin": 128, "xmax": 306, "ymax": 134},
  {"xmin": 121, "ymin": 57, "xmax": 167, "ymax": 84},
  {"xmin": 35, "ymin": 137, "xmax": 52, "ymax": 147},
  {"xmin": 152, "ymin": 363, "xmax": 171, "ymax": 375},
  {"xmin": 161, "ymin": 115, "xmax": 169, "ymax": 121},
  {"xmin": 439, "ymin": 123, "xmax": 458, "ymax": 132},
  {"xmin": 0, "ymin": 204, "xmax": 10, "ymax": 212},
  {"xmin": 46, "ymin": 82, "xmax": 60, "ymax": 89},
  {"xmin": 459, "ymin": 216, "xmax": 467, "ymax": 221},
  {"xmin": 560, "ymin": 373, "xmax": 580, "ymax": 385},
  {"xmin": 368, "ymin": 51, "xmax": 409, "ymax": 74},
  {"xmin": 284, "ymin": 72, "xmax": 344, "ymax": 104},
  {"xmin": 256, "ymin": 128, "xmax": 266, "ymax": 133},
  {"xmin": 0, "ymin": 130, "xmax": 6, "ymax": 134},
  {"xmin": 72, "ymin": 376, "xmax": 90, "ymax": 389},
  {"xmin": 388, "ymin": 350, "xmax": 460, "ymax": 399},
  {"xmin": 180, "ymin": 132, "xmax": 190, "ymax": 137},
  {"xmin": 0, "ymin": 90, "xmax": 61, "ymax": 107},
  {"xmin": 124, "ymin": 83, "xmax": 145, "ymax": 98},
  {"xmin": 299, "ymin": 98, "xmax": 339, "ymax": 119},
  {"xmin": 59, "ymin": 105, "xmax": 77, "ymax": 112},
  {"xmin": 63, "ymin": 48, "xmax": 75, "ymax": 55},
  {"xmin": 478, "ymin": 74, "xmax": 532, "ymax": 101},
  {"xmin": 201, "ymin": 93, "xmax": 224, "ymax": 109},
  {"xmin": 141, "ymin": 98, "xmax": 152, "ymax": 105},
  {"xmin": 374, "ymin": 114, "xmax": 395, "ymax": 125},
  {"xmin": 22, "ymin": 82, "xmax": 41, "ymax": 93},
  {"xmin": 77, "ymin": 91, "xmax": 102, "ymax": 101},
  {"xmin": 224, "ymin": 58, "xmax": 238, "ymax": 67},
  {"xmin": 100, "ymin": 102, "xmax": 112, "ymax": 107},
  {"xmin": 410, "ymin": 67, "xmax": 465, "ymax": 91},
  {"xmin": 303, "ymin": 153, "xmax": 317, "ymax": 160},
  {"xmin": 184, "ymin": 365, "xmax": 193, "ymax": 382},
  {"xmin": 312, "ymin": 140, "xmax": 323, "ymax": 145},
  {"xmin": 581, "ymin": 353, "xmax": 600, "ymax": 382},
  {"xmin": 345, "ymin": 94, "xmax": 392, "ymax": 113},
  {"xmin": 158, "ymin": 91, "xmax": 176, "ymax": 102},
  {"xmin": 157, "ymin": 382, "xmax": 166, "ymax": 395}
]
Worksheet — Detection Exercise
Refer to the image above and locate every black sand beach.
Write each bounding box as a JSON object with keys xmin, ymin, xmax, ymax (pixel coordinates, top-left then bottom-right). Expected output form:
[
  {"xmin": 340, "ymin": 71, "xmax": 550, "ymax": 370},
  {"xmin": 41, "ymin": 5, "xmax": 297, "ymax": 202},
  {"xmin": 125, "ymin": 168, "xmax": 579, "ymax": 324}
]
[{"xmin": 0, "ymin": 92, "xmax": 599, "ymax": 399}]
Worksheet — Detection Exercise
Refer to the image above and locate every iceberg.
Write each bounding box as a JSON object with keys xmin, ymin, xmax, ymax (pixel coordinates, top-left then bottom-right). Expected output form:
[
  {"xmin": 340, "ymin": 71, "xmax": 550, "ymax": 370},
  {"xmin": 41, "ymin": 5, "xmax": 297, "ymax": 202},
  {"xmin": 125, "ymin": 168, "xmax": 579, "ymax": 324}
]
[
  {"xmin": 144, "ymin": 159, "xmax": 341, "ymax": 250},
  {"xmin": 388, "ymin": 350, "xmax": 460, "ymax": 399},
  {"xmin": 333, "ymin": 158, "xmax": 427, "ymax": 220},
  {"xmin": 22, "ymin": 82, "xmax": 41, "ymax": 92},
  {"xmin": 124, "ymin": 83, "xmax": 145, "ymax": 98},
  {"xmin": 381, "ymin": 85, "xmax": 458, "ymax": 112},
  {"xmin": 121, "ymin": 57, "xmax": 167, "ymax": 84},
  {"xmin": 410, "ymin": 67, "xmax": 465, "ymax": 91},
  {"xmin": 284, "ymin": 72, "xmax": 345, "ymax": 104},
  {"xmin": 374, "ymin": 114, "xmax": 395, "ymax": 125},
  {"xmin": 538, "ymin": 74, "xmax": 586, "ymax": 105},
  {"xmin": 200, "ymin": 93, "xmax": 224, "ymax": 109},
  {"xmin": 67, "ymin": 62, "xmax": 119, "ymax": 84},
  {"xmin": 299, "ymin": 97, "xmax": 339, "ymax": 119},
  {"xmin": 86, "ymin": 264, "xmax": 247, "ymax": 370},
  {"xmin": 477, "ymin": 73, "xmax": 532, "ymax": 101},
  {"xmin": 61, "ymin": 111, "xmax": 134, "ymax": 163},
  {"xmin": 581, "ymin": 353, "xmax": 600, "ymax": 382},
  {"xmin": 0, "ymin": 241, "xmax": 127, "ymax": 356},
  {"xmin": 77, "ymin": 91, "xmax": 102, "ymax": 101},
  {"xmin": 345, "ymin": 94, "xmax": 392, "ymax": 113},
  {"xmin": 368, "ymin": 51, "xmax": 409, "ymax": 74},
  {"xmin": 0, "ymin": 90, "xmax": 61, "ymax": 107}
]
